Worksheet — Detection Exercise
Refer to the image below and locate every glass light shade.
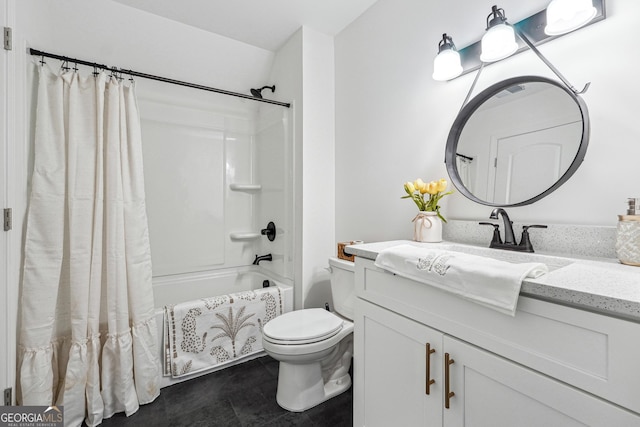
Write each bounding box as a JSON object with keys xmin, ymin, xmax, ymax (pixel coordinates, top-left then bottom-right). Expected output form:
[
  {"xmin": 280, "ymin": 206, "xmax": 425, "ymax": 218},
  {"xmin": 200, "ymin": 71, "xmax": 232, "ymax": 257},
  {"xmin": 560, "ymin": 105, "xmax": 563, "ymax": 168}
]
[
  {"xmin": 545, "ymin": 0, "xmax": 597, "ymax": 35},
  {"xmin": 480, "ymin": 23, "xmax": 518, "ymax": 63},
  {"xmin": 433, "ymin": 49, "xmax": 463, "ymax": 81}
]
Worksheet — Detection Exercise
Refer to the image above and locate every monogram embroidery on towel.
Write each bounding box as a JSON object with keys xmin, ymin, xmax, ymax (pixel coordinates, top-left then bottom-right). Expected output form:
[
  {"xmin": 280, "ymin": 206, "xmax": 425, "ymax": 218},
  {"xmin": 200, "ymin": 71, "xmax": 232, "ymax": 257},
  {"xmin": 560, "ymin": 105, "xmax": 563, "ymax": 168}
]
[
  {"xmin": 416, "ymin": 254, "xmax": 436, "ymax": 270},
  {"xmin": 416, "ymin": 254, "xmax": 452, "ymax": 276}
]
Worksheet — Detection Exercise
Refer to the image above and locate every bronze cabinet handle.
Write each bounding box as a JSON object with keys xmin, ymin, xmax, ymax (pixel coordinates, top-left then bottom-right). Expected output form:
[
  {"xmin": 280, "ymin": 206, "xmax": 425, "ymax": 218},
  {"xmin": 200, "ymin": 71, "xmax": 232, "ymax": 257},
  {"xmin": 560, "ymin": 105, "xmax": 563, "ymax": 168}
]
[
  {"xmin": 444, "ymin": 352, "xmax": 455, "ymax": 409},
  {"xmin": 425, "ymin": 343, "xmax": 436, "ymax": 395}
]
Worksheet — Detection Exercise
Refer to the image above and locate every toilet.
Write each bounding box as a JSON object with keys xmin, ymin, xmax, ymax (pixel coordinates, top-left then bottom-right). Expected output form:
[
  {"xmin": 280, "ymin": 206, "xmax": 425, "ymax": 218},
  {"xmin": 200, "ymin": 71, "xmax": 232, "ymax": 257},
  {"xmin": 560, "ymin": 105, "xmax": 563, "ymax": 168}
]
[{"xmin": 262, "ymin": 257, "xmax": 355, "ymax": 412}]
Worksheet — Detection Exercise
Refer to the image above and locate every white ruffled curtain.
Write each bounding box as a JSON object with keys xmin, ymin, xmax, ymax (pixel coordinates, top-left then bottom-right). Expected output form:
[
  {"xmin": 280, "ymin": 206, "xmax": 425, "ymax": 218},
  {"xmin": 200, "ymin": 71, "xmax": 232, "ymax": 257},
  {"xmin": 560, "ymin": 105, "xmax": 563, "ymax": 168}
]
[{"xmin": 18, "ymin": 65, "xmax": 160, "ymax": 427}]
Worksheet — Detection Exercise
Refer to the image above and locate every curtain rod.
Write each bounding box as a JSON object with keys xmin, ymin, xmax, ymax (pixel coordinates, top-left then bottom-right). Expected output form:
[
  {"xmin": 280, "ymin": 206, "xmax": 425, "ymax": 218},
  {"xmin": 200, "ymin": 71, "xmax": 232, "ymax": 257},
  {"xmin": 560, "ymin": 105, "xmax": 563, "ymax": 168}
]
[{"xmin": 28, "ymin": 48, "xmax": 291, "ymax": 108}]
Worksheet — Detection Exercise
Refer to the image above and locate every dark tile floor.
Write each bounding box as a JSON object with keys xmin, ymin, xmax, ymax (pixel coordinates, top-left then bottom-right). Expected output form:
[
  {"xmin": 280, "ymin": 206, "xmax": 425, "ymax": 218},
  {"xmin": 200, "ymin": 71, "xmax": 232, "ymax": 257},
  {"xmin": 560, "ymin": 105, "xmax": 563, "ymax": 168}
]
[{"xmin": 99, "ymin": 356, "xmax": 353, "ymax": 426}]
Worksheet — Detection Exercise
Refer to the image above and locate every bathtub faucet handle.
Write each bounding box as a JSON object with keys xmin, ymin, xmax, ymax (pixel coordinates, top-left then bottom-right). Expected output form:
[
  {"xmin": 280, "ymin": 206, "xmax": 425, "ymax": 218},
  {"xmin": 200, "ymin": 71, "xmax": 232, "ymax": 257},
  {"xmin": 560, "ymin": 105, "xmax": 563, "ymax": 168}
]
[{"xmin": 261, "ymin": 221, "xmax": 277, "ymax": 241}]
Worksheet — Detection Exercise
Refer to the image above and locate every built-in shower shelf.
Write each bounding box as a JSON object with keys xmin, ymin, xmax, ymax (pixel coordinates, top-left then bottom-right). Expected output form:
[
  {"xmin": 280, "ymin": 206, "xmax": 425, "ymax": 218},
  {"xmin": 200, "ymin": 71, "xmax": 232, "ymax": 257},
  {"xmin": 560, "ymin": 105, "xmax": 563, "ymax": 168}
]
[
  {"xmin": 229, "ymin": 232, "xmax": 261, "ymax": 241},
  {"xmin": 229, "ymin": 183, "xmax": 262, "ymax": 192}
]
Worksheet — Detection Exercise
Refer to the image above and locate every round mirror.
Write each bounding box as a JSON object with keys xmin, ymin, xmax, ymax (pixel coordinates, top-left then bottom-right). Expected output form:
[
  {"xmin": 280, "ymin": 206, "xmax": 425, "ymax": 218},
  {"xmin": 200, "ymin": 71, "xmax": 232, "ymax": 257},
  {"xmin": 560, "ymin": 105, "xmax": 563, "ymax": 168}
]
[{"xmin": 445, "ymin": 76, "xmax": 589, "ymax": 207}]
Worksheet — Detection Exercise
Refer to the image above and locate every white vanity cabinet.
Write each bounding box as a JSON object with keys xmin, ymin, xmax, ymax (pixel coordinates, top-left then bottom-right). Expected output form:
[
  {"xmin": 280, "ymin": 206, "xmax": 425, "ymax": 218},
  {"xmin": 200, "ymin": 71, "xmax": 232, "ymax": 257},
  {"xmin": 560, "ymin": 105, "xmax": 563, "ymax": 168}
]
[
  {"xmin": 355, "ymin": 299, "xmax": 444, "ymax": 426},
  {"xmin": 353, "ymin": 257, "xmax": 640, "ymax": 427}
]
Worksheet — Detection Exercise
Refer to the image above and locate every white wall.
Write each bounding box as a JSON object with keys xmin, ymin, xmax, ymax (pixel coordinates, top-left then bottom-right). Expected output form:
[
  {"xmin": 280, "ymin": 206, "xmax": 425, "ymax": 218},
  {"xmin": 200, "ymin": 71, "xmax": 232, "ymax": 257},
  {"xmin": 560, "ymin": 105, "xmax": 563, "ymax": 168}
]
[
  {"xmin": 300, "ymin": 28, "xmax": 336, "ymax": 309},
  {"xmin": 18, "ymin": 0, "xmax": 274, "ymax": 94},
  {"xmin": 269, "ymin": 27, "xmax": 336, "ymax": 310},
  {"xmin": 335, "ymin": 0, "xmax": 640, "ymax": 244}
]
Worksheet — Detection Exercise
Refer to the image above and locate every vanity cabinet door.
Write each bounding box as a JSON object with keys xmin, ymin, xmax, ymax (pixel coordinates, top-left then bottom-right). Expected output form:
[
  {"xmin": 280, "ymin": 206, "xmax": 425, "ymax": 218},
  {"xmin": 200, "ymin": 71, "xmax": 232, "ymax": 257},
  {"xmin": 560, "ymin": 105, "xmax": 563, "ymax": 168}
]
[
  {"xmin": 354, "ymin": 299, "xmax": 443, "ymax": 427},
  {"xmin": 443, "ymin": 336, "xmax": 639, "ymax": 427}
]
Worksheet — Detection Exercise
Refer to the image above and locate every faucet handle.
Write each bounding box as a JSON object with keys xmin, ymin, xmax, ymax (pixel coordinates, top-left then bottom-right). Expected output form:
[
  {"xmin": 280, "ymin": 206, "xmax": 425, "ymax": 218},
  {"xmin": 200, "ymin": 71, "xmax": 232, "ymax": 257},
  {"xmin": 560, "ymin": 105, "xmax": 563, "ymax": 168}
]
[
  {"xmin": 522, "ymin": 224, "xmax": 548, "ymax": 231},
  {"xmin": 261, "ymin": 221, "xmax": 277, "ymax": 241},
  {"xmin": 519, "ymin": 225, "xmax": 547, "ymax": 253},
  {"xmin": 479, "ymin": 222, "xmax": 502, "ymax": 245}
]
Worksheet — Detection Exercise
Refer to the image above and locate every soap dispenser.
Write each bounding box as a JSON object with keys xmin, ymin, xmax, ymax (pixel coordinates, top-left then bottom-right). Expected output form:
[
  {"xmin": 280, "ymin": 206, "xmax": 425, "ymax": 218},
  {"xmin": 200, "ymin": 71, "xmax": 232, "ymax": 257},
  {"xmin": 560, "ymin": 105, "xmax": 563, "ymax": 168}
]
[{"xmin": 615, "ymin": 198, "xmax": 640, "ymax": 266}]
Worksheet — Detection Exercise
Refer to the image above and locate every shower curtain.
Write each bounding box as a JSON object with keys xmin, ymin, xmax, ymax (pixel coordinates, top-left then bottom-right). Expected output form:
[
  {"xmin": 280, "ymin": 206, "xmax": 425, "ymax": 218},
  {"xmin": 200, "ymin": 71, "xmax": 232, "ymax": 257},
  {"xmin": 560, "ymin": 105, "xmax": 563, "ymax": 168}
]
[
  {"xmin": 18, "ymin": 65, "xmax": 160, "ymax": 427},
  {"xmin": 456, "ymin": 155, "xmax": 473, "ymax": 190}
]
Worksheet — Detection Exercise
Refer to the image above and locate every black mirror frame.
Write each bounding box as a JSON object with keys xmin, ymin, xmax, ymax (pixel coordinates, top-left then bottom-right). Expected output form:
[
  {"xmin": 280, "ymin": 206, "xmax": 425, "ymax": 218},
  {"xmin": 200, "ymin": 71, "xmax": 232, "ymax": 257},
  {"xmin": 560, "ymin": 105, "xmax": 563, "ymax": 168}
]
[{"xmin": 445, "ymin": 75, "xmax": 590, "ymax": 207}]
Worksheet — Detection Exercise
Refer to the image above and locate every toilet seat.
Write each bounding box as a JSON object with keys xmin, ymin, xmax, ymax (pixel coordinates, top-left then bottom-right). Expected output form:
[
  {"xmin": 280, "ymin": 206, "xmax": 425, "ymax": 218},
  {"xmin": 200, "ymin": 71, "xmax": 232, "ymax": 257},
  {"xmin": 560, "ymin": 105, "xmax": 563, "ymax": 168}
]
[{"xmin": 263, "ymin": 308, "xmax": 344, "ymax": 345}]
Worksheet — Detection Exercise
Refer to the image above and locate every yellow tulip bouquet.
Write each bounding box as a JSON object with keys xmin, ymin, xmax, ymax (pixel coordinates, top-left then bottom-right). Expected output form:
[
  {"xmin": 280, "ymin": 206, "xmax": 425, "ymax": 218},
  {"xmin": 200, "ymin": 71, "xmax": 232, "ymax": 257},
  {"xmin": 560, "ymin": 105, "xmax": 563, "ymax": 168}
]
[{"xmin": 402, "ymin": 178, "xmax": 453, "ymax": 223}]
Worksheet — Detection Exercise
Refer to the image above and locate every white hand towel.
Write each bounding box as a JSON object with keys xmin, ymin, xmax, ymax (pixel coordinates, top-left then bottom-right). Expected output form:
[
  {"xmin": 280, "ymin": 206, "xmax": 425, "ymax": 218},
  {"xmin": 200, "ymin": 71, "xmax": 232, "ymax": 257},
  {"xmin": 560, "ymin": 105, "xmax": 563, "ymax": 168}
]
[{"xmin": 374, "ymin": 244, "xmax": 548, "ymax": 316}]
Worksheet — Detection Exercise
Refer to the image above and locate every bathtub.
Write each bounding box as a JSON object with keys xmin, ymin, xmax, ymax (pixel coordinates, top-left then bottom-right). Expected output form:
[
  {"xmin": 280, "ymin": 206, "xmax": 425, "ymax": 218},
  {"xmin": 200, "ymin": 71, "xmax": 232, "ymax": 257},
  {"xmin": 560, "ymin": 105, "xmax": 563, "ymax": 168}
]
[{"xmin": 152, "ymin": 266, "xmax": 293, "ymax": 388}]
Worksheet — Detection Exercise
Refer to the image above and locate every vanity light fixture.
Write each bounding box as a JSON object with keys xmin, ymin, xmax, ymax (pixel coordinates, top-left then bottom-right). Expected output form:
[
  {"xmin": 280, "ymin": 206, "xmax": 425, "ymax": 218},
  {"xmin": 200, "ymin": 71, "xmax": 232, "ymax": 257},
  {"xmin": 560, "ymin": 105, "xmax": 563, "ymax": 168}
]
[
  {"xmin": 432, "ymin": 33, "xmax": 463, "ymax": 81},
  {"xmin": 433, "ymin": 0, "xmax": 605, "ymax": 81},
  {"xmin": 480, "ymin": 6, "xmax": 518, "ymax": 63},
  {"xmin": 545, "ymin": 0, "xmax": 597, "ymax": 35}
]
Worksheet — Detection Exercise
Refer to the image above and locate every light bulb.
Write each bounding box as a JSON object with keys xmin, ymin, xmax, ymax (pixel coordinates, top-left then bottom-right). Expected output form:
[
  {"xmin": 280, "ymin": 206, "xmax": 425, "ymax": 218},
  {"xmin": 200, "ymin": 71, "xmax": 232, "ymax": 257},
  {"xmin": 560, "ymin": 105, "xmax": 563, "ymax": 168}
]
[
  {"xmin": 433, "ymin": 49, "xmax": 463, "ymax": 81},
  {"xmin": 480, "ymin": 23, "xmax": 518, "ymax": 63},
  {"xmin": 545, "ymin": 0, "xmax": 597, "ymax": 35}
]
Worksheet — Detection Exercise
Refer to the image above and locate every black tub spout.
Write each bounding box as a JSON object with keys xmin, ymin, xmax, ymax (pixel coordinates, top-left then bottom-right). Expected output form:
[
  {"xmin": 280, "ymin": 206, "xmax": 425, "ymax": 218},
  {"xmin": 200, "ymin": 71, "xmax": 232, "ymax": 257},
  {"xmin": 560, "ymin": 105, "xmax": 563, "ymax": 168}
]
[{"xmin": 253, "ymin": 254, "xmax": 273, "ymax": 265}]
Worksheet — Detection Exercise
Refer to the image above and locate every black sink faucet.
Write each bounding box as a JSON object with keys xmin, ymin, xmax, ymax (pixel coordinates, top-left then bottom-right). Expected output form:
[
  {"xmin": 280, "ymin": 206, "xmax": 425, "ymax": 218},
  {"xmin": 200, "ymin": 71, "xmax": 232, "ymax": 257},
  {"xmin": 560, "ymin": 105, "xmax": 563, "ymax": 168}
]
[
  {"xmin": 253, "ymin": 254, "xmax": 273, "ymax": 265},
  {"xmin": 489, "ymin": 208, "xmax": 516, "ymax": 245},
  {"xmin": 480, "ymin": 208, "xmax": 548, "ymax": 253}
]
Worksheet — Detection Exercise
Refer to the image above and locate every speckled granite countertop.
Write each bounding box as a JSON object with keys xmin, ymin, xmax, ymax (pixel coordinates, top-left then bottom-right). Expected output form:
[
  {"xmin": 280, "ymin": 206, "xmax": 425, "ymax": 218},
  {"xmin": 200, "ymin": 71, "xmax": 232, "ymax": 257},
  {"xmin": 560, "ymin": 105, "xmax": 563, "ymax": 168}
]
[{"xmin": 346, "ymin": 240, "xmax": 640, "ymax": 322}]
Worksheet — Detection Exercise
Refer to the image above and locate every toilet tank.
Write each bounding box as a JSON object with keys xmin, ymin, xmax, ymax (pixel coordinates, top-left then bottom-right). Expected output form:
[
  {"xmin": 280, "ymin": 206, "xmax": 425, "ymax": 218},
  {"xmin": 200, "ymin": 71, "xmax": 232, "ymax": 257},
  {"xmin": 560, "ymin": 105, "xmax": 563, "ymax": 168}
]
[{"xmin": 328, "ymin": 256, "xmax": 355, "ymax": 321}]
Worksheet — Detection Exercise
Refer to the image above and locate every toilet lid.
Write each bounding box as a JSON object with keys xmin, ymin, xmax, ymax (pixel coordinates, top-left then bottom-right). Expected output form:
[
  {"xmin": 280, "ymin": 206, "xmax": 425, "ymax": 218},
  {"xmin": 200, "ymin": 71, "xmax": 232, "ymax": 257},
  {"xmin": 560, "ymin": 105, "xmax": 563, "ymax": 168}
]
[{"xmin": 263, "ymin": 308, "xmax": 343, "ymax": 343}]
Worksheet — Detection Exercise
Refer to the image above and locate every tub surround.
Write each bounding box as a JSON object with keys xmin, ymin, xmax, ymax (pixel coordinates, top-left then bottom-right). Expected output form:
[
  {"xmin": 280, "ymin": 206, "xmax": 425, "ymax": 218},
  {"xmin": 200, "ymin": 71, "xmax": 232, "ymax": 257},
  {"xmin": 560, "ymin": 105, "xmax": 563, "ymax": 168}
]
[{"xmin": 347, "ymin": 238, "xmax": 640, "ymax": 322}]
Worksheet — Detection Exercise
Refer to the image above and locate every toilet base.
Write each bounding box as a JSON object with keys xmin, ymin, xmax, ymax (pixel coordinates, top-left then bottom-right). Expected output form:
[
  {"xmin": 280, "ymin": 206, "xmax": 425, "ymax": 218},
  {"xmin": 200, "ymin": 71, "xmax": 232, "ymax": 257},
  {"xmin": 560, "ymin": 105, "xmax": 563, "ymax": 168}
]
[
  {"xmin": 275, "ymin": 363, "xmax": 352, "ymax": 412},
  {"xmin": 274, "ymin": 336, "xmax": 353, "ymax": 412}
]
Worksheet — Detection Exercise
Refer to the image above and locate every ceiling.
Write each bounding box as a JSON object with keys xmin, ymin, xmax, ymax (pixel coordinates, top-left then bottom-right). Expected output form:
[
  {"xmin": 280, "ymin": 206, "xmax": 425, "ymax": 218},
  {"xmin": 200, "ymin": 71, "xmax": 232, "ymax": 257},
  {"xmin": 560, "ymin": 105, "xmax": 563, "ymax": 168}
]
[{"xmin": 113, "ymin": 0, "xmax": 381, "ymax": 51}]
